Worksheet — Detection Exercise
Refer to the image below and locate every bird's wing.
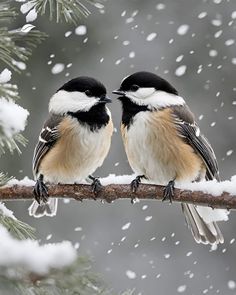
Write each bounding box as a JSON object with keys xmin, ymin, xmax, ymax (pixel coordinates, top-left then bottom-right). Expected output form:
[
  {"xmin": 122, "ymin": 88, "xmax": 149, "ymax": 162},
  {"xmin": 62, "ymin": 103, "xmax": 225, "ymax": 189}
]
[
  {"xmin": 171, "ymin": 105, "xmax": 220, "ymax": 181},
  {"xmin": 32, "ymin": 114, "xmax": 63, "ymax": 177}
]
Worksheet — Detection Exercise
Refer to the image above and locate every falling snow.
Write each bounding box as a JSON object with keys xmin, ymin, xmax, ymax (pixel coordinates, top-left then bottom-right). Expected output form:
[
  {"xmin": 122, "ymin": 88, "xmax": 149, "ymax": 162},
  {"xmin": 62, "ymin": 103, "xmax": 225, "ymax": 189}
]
[
  {"xmin": 225, "ymin": 39, "xmax": 235, "ymax": 46},
  {"xmin": 226, "ymin": 150, "xmax": 233, "ymax": 156},
  {"xmin": 156, "ymin": 3, "xmax": 166, "ymax": 10},
  {"xmin": 164, "ymin": 254, "xmax": 171, "ymax": 259},
  {"xmin": 230, "ymin": 238, "xmax": 235, "ymax": 244},
  {"xmin": 121, "ymin": 222, "xmax": 131, "ymax": 230},
  {"xmin": 232, "ymin": 58, "xmax": 236, "ymax": 65},
  {"xmin": 65, "ymin": 31, "xmax": 72, "ymax": 37},
  {"xmin": 146, "ymin": 32, "xmax": 157, "ymax": 41},
  {"xmin": 126, "ymin": 270, "xmax": 136, "ymax": 279},
  {"xmin": 214, "ymin": 30, "xmax": 222, "ymax": 38},
  {"xmin": 228, "ymin": 280, "xmax": 236, "ymax": 290},
  {"xmin": 177, "ymin": 25, "xmax": 189, "ymax": 35},
  {"xmin": 176, "ymin": 55, "xmax": 184, "ymax": 62},
  {"xmin": 145, "ymin": 216, "xmax": 152, "ymax": 221},
  {"xmin": 209, "ymin": 49, "xmax": 218, "ymax": 57},
  {"xmin": 129, "ymin": 51, "xmax": 135, "ymax": 58},
  {"xmin": 75, "ymin": 25, "xmax": 87, "ymax": 35},
  {"xmin": 211, "ymin": 19, "xmax": 222, "ymax": 26},
  {"xmin": 177, "ymin": 285, "xmax": 187, "ymax": 293},
  {"xmin": 175, "ymin": 65, "xmax": 187, "ymax": 76},
  {"xmin": 231, "ymin": 11, "xmax": 236, "ymax": 19},
  {"xmin": 51, "ymin": 63, "xmax": 65, "ymax": 74},
  {"xmin": 198, "ymin": 12, "xmax": 207, "ymax": 19}
]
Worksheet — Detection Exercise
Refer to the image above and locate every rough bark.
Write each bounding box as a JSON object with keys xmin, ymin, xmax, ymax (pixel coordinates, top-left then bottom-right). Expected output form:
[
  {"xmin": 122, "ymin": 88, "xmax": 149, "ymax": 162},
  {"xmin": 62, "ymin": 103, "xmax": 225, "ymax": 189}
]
[{"xmin": 0, "ymin": 183, "xmax": 234, "ymax": 210}]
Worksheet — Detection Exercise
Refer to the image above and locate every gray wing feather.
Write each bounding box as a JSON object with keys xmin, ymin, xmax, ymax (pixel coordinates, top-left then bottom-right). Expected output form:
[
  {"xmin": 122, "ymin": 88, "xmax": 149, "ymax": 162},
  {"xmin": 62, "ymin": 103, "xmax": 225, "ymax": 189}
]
[
  {"xmin": 172, "ymin": 105, "xmax": 220, "ymax": 181},
  {"xmin": 32, "ymin": 114, "xmax": 63, "ymax": 176}
]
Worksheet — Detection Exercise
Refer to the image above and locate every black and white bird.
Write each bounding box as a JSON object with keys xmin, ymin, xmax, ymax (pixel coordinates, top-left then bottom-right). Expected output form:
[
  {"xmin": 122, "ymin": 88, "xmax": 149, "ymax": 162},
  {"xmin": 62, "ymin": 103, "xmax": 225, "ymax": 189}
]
[
  {"xmin": 29, "ymin": 76, "xmax": 113, "ymax": 218},
  {"xmin": 113, "ymin": 71, "xmax": 228, "ymax": 244}
]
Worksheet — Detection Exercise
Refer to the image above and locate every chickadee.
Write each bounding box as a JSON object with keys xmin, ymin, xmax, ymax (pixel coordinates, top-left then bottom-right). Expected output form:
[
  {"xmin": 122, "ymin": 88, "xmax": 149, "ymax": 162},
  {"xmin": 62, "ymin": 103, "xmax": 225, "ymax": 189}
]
[
  {"xmin": 113, "ymin": 71, "xmax": 228, "ymax": 245},
  {"xmin": 29, "ymin": 76, "xmax": 113, "ymax": 218}
]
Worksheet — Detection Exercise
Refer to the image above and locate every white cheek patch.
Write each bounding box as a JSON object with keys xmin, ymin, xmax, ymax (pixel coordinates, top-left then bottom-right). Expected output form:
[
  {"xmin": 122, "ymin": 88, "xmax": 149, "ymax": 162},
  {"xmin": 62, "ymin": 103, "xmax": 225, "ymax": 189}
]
[
  {"xmin": 126, "ymin": 87, "xmax": 155, "ymax": 101},
  {"xmin": 49, "ymin": 90, "xmax": 98, "ymax": 114},
  {"xmin": 136, "ymin": 87, "xmax": 156, "ymax": 98},
  {"xmin": 126, "ymin": 89, "xmax": 185, "ymax": 109}
]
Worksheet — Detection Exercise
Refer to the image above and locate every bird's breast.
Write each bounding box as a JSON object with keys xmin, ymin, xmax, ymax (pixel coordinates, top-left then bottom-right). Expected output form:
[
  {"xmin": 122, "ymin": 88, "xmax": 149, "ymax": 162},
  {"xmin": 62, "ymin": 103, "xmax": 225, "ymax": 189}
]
[
  {"xmin": 121, "ymin": 109, "xmax": 203, "ymax": 184},
  {"xmin": 40, "ymin": 116, "xmax": 113, "ymax": 183}
]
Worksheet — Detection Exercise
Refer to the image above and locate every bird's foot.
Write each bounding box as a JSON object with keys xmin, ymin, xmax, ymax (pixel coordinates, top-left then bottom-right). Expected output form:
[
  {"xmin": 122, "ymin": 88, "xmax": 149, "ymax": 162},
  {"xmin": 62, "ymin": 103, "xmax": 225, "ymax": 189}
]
[
  {"xmin": 130, "ymin": 175, "xmax": 145, "ymax": 193},
  {"xmin": 130, "ymin": 175, "xmax": 146, "ymax": 204},
  {"xmin": 89, "ymin": 175, "xmax": 102, "ymax": 197},
  {"xmin": 33, "ymin": 175, "xmax": 48, "ymax": 204},
  {"xmin": 162, "ymin": 180, "xmax": 175, "ymax": 203}
]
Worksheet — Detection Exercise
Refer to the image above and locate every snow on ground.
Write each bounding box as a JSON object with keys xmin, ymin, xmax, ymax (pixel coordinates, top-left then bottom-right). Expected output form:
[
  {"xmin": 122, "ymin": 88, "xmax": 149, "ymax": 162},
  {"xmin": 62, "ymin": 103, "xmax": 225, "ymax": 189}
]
[{"xmin": 0, "ymin": 225, "xmax": 76, "ymax": 275}]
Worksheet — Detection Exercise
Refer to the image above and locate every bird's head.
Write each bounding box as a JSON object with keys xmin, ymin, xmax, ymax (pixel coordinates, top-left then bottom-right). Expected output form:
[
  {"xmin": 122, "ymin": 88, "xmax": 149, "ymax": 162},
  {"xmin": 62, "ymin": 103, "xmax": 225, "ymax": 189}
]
[
  {"xmin": 49, "ymin": 76, "xmax": 111, "ymax": 114},
  {"xmin": 113, "ymin": 71, "xmax": 184, "ymax": 109}
]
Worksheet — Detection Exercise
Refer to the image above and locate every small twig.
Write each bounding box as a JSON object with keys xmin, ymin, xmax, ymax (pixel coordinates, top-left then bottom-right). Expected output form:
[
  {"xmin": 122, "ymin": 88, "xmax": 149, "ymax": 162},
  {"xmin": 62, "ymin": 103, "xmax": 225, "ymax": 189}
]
[{"xmin": 0, "ymin": 184, "xmax": 234, "ymax": 210}]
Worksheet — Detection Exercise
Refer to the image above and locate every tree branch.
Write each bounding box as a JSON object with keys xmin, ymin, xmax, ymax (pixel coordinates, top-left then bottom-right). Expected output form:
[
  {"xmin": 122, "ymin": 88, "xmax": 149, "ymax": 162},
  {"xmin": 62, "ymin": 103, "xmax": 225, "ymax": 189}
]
[{"xmin": 0, "ymin": 183, "xmax": 234, "ymax": 210}]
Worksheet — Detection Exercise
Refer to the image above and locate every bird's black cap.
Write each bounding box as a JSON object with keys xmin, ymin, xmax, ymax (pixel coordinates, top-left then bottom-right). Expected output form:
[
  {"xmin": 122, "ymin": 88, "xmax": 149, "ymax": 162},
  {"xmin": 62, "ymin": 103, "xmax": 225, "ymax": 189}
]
[
  {"xmin": 116, "ymin": 71, "xmax": 178, "ymax": 95},
  {"xmin": 57, "ymin": 76, "xmax": 107, "ymax": 98}
]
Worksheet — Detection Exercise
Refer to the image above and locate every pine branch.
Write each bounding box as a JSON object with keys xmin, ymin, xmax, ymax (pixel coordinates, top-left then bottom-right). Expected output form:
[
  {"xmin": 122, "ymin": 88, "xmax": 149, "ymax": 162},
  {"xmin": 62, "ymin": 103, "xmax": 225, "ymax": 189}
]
[
  {"xmin": 0, "ymin": 202, "xmax": 36, "ymax": 239},
  {"xmin": 0, "ymin": 1, "xmax": 47, "ymax": 73},
  {"xmin": 0, "ymin": 132, "xmax": 27, "ymax": 156},
  {"xmin": 0, "ymin": 27, "xmax": 47, "ymax": 73},
  {"xmin": 29, "ymin": 0, "xmax": 103, "ymax": 24},
  {"xmin": 0, "ymin": 1, "xmax": 18, "ymax": 23},
  {"xmin": 0, "ymin": 183, "xmax": 235, "ymax": 210},
  {"xmin": 0, "ymin": 256, "xmax": 136, "ymax": 295},
  {"xmin": 0, "ymin": 213, "xmax": 36, "ymax": 240},
  {"xmin": 0, "ymin": 83, "xmax": 19, "ymax": 100},
  {"xmin": 0, "ymin": 172, "xmax": 11, "ymax": 186}
]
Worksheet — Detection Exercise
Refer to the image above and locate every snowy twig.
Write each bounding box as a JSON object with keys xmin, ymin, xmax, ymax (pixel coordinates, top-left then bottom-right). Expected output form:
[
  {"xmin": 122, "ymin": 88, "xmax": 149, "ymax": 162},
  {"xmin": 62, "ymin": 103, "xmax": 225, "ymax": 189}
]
[
  {"xmin": 0, "ymin": 182, "xmax": 236, "ymax": 210},
  {"xmin": 0, "ymin": 225, "xmax": 76, "ymax": 275}
]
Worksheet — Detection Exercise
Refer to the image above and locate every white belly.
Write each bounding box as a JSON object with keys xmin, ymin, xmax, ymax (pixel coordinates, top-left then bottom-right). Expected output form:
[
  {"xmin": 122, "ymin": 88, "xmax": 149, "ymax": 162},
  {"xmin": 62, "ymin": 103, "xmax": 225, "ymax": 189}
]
[
  {"xmin": 125, "ymin": 117, "xmax": 171, "ymax": 183},
  {"xmin": 122, "ymin": 112, "xmax": 201, "ymax": 184}
]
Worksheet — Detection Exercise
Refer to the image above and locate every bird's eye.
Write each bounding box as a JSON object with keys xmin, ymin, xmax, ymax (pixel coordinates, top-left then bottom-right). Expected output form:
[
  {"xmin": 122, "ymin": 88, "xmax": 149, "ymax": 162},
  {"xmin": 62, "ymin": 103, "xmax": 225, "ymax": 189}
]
[
  {"xmin": 130, "ymin": 84, "xmax": 139, "ymax": 92},
  {"xmin": 85, "ymin": 90, "xmax": 92, "ymax": 97}
]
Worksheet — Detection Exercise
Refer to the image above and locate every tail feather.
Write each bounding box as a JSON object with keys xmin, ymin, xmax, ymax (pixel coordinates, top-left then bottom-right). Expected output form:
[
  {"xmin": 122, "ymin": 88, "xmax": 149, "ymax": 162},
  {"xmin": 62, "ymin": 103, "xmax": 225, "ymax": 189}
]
[
  {"xmin": 182, "ymin": 203, "xmax": 224, "ymax": 245},
  {"xmin": 28, "ymin": 198, "xmax": 58, "ymax": 218}
]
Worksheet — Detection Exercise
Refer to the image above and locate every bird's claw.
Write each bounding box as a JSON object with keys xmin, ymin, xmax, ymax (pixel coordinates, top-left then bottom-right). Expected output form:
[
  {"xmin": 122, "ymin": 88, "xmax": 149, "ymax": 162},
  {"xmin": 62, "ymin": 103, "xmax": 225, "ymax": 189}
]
[
  {"xmin": 162, "ymin": 180, "xmax": 175, "ymax": 203},
  {"xmin": 131, "ymin": 178, "xmax": 140, "ymax": 193},
  {"xmin": 91, "ymin": 178, "xmax": 102, "ymax": 196},
  {"xmin": 33, "ymin": 177, "xmax": 49, "ymax": 204},
  {"xmin": 130, "ymin": 175, "xmax": 146, "ymax": 193}
]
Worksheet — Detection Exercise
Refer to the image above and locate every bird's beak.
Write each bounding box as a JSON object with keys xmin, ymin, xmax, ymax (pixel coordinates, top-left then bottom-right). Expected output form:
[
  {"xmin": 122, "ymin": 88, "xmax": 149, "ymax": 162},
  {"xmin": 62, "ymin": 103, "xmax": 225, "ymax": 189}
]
[
  {"xmin": 99, "ymin": 96, "xmax": 112, "ymax": 103},
  {"xmin": 112, "ymin": 89, "xmax": 125, "ymax": 96}
]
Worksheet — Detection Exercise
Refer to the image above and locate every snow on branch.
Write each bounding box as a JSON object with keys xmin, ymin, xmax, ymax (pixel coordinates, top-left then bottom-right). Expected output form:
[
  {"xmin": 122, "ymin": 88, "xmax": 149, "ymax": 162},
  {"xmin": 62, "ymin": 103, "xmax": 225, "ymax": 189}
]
[
  {"xmin": 1, "ymin": 175, "xmax": 236, "ymax": 210},
  {"xmin": 0, "ymin": 225, "xmax": 76, "ymax": 275}
]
